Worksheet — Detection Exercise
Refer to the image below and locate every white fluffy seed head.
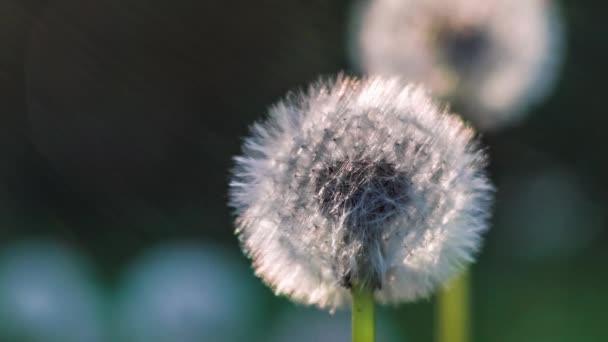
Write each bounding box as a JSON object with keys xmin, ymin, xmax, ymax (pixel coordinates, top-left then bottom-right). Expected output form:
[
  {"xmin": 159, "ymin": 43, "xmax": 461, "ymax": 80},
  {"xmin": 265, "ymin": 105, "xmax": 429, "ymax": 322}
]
[
  {"xmin": 350, "ymin": 0, "xmax": 565, "ymax": 130},
  {"xmin": 229, "ymin": 75, "xmax": 494, "ymax": 309}
]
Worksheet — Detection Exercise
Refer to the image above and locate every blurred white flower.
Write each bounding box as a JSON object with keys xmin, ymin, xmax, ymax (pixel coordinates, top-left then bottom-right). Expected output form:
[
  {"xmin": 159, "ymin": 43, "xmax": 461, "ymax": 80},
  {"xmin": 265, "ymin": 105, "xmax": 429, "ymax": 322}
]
[
  {"xmin": 267, "ymin": 306, "xmax": 403, "ymax": 342},
  {"xmin": 0, "ymin": 240, "xmax": 107, "ymax": 342},
  {"xmin": 350, "ymin": 0, "xmax": 565, "ymax": 130},
  {"xmin": 229, "ymin": 76, "xmax": 493, "ymax": 309},
  {"xmin": 114, "ymin": 242, "xmax": 265, "ymax": 342}
]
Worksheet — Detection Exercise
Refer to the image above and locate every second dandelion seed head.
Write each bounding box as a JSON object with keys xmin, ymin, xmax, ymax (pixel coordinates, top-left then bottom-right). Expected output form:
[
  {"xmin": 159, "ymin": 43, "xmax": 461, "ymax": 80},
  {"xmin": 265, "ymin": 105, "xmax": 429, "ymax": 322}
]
[
  {"xmin": 351, "ymin": 0, "xmax": 565, "ymax": 130},
  {"xmin": 230, "ymin": 76, "xmax": 493, "ymax": 309}
]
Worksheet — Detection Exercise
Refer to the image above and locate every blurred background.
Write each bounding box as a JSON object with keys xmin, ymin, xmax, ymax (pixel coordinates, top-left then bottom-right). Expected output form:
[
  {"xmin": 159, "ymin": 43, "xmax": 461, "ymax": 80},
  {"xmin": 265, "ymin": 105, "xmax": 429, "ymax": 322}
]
[{"xmin": 0, "ymin": 0, "xmax": 607, "ymax": 341}]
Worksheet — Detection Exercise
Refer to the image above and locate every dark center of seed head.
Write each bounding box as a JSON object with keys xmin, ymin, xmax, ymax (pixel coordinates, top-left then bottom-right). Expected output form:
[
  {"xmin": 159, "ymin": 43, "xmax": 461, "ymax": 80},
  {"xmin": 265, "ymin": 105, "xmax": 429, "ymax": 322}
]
[
  {"xmin": 440, "ymin": 26, "xmax": 489, "ymax": 71},
  {"xmin": 314, "ymin": 159, "xmax": 410, "ymax": 289},
  {"xmin": 315, "ymin": 159, "xmax": 409, "ymax": 227}
]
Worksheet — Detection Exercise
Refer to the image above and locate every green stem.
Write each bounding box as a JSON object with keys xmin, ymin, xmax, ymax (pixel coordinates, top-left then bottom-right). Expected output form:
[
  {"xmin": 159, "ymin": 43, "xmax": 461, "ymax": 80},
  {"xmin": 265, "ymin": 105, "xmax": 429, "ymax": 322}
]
[
  {"xmin": 351, "ymin": 285, "xmax": 375, "ymax": 342},
  {"xmin": 437, "ymin": 269, "xmax": 470, "ymax": 342}
]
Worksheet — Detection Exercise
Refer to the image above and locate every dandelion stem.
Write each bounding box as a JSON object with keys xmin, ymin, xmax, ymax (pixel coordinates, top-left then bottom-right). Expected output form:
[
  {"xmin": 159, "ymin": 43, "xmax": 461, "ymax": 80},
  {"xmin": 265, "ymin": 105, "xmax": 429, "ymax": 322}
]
[
  {"xmin": 437, "ymin": 269, "xmax": 470, "ymax": 342},
  {"xmin": 352, "ymin": 284, "xmax": 375, "ymax": 342}
]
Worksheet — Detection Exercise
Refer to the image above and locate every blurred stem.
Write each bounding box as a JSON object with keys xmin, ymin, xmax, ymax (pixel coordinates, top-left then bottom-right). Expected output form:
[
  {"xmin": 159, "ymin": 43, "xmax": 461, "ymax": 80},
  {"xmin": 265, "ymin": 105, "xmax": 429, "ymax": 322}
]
[
  {"xmin": 437, "ymin": 269, "xmax": 470, "ymax": 342},
  {"xmin": 352, "ymin": 284, "xmax": 375, "ymax": 342}
]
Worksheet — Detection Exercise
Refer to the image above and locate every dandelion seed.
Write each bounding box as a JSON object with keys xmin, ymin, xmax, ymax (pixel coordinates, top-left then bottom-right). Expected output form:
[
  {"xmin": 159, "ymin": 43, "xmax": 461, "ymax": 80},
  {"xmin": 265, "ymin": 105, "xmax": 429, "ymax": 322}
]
[
  {"xmin": 229, "ymin": 76, "xmax": 493, "ymax": 309},
  {"xmin": 350, "ymin": 0, "xmax": 565, "ymax": 130}
]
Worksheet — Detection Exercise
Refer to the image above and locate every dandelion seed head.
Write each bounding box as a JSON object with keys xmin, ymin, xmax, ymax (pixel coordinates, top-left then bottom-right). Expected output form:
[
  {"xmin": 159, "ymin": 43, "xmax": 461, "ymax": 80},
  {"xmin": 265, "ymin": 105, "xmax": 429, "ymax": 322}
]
[
  {"xmin": 350, "ymin": 0, "xmax": 565, "ymax": 130},
  {"xmin": 229, "ymin": 76, "xmax": 493, "ymax": 309}
]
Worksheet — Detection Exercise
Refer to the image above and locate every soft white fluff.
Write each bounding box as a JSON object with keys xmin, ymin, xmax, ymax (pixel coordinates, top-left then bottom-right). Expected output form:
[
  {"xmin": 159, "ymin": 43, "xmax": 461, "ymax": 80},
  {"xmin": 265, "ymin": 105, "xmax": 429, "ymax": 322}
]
[
  {"xmin": 350, "ymin": 0, "xmax": 565, "ymax": 130},
  {"xmin": 229, "ymin": 76, "xmax": 494, "ymax": 309}
]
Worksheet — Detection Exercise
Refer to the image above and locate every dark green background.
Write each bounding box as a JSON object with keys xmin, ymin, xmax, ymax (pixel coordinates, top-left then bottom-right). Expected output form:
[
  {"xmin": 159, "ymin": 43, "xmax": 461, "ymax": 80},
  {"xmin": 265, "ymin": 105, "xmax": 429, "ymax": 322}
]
[{"xmin": 0, "ymin": 0, "xmax": 606, "ymax": 341}]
